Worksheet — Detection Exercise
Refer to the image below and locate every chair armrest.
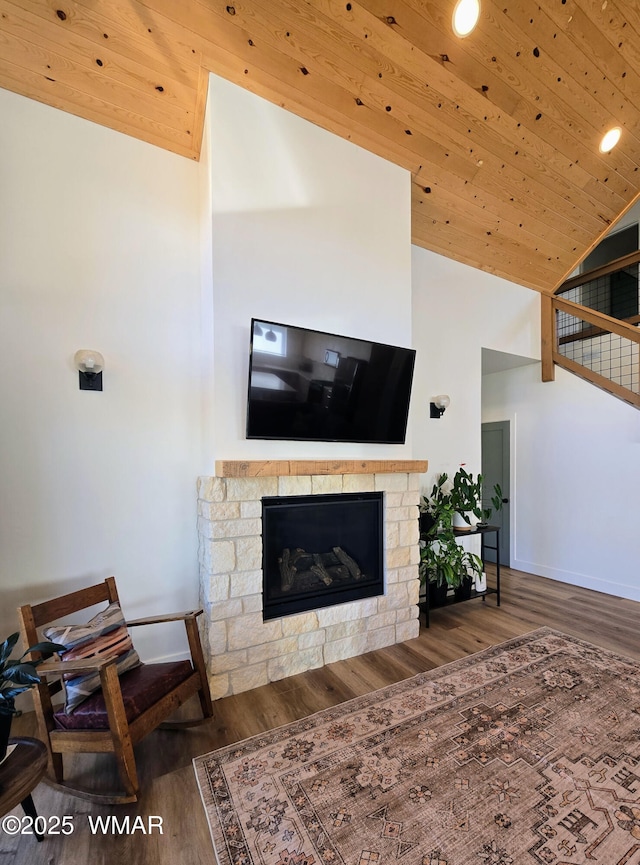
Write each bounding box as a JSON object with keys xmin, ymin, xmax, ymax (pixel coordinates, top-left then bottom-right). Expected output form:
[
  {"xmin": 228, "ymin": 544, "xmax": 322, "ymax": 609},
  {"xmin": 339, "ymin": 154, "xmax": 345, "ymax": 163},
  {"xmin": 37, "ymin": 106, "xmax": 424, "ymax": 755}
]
[
  {"xmin": 37, "ymin": 656, "xmax": 119, "ymax": 675},
  {"xmin": 126, "ymin": 609, "xmax": 203, "ymax": 627}
]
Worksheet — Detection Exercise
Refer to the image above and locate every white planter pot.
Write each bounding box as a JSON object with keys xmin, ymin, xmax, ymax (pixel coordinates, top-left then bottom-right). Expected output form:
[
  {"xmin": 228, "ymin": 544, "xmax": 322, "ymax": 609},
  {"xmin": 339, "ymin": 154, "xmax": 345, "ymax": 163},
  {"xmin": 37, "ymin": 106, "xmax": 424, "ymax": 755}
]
[{"xmin": 453, "ymin": 511, "xmax": 477, "ymax": 531}]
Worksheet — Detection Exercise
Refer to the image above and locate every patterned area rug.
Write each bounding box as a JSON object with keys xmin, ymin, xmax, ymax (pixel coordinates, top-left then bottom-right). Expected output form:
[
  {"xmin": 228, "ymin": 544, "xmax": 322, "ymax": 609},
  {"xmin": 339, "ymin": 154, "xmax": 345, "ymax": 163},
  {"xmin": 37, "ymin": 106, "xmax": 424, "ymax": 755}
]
[{"xmin": 194, "ymin": 628, "xmax": 640, "ymax": 865}]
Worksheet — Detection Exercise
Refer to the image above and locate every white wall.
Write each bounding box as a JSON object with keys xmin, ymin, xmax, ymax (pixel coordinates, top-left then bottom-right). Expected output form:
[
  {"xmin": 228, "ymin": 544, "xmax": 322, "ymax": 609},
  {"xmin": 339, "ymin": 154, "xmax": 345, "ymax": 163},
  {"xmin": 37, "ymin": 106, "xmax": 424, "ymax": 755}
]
[
  {"xmin": 411, "ymin": 246, "xmax": 540, "ymax": 485},
  {"xmin": 483, "ymin": 360, "xmax": 640, "ymax": 600},
  {"xmin": 0, "ymin": 89, "xmax": 204, "ymax": 659},
  {"xmin": 207, "ymin": 75, "xmax": 413, "ymax": 459}
]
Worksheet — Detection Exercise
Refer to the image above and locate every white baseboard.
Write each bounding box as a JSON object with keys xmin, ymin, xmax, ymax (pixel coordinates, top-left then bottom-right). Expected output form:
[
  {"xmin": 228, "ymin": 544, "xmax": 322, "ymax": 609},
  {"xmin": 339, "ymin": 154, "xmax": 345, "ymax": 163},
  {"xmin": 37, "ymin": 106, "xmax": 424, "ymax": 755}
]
[{"xmin": 511, "ymin": 558, "xmax": 640, "ymax": 603}]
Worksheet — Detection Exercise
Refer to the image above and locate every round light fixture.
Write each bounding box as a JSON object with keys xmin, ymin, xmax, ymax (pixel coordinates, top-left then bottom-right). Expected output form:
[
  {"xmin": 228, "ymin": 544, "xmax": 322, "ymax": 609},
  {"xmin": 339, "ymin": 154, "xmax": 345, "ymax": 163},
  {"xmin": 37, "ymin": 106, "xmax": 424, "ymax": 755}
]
[
  {"xmin": 599, "ymin": 126, "xmax": 621, "ymax": 153},
  {"xmin": 74, "ymin": 349, "xmax": 104, "ymax": 374},
  {"xmin": 452, "ymin": 0, "xmax": 480, "ymax": 37}
]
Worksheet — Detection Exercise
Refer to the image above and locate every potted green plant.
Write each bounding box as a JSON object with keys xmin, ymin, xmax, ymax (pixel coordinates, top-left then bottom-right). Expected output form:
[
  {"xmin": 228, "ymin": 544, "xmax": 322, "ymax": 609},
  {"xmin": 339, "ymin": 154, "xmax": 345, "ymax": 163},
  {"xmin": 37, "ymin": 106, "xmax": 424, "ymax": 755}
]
[
  {"xmin": 451, "ymin": 467, "xmax": 504, "ymax": 530},
  {"xmin": 419, "ymin": 475, "xmax": 453, "ymax": 606},
  {"xmin": 450, "ymin": 466, "xmax": 484, "ymax": 530},
  {"xmin": 452, "ymin": 540, "xmax": 483, "ymax": 600},
  {"xmin": 419, "ymin": 536, "xmax": 450, "ymax": 606},
  {"xmin": 479, "ymin": 483, "xmax": 504, "ymax": 526},
  {"xmin": 0, "ymin": 632, "xmax": 64, "ymax": 760},
  {"xmin": 419, "ymin": 473, "xmax": 454, "ymax": 536},
  {"xmin": 419, "ymin": 471, "xmax": 484, "ymax": 604},
  {"xmin": 419, "ymin": 525, "xmax": 483, "ymax": 604}
]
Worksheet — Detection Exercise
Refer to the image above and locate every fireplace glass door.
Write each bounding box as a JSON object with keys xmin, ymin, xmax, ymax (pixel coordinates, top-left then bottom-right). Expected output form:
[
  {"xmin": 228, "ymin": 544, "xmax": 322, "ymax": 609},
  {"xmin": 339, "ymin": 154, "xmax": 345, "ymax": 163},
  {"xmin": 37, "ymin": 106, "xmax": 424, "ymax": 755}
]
[{"xmin": 262, "ymin": 492, "xmax": 384, "ymax": 620}]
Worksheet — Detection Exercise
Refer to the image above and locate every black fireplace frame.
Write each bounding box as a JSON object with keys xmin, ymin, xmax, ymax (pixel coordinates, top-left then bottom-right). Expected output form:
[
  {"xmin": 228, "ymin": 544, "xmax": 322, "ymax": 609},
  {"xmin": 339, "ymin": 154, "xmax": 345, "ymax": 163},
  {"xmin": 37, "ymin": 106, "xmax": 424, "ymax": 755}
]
[{"xmin": 261, "ymin": 491, "xmax": 384, "ymax": 620}]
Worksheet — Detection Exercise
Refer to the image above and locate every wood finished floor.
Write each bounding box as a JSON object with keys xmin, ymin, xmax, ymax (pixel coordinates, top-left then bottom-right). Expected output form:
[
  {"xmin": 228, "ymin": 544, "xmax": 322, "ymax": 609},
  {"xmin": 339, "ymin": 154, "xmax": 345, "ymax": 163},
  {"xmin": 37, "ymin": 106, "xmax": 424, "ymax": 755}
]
[{"xmin": 3, "ymin": 566, "xmax": 640, "ymax": 864}]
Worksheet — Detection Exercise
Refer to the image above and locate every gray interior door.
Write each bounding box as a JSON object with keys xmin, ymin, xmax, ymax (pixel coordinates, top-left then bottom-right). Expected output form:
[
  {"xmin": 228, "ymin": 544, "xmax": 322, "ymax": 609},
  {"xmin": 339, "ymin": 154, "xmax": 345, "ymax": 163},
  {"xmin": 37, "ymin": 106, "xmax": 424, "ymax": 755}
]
[{"xmin": 481, "ymin": 421, "xmax": 510, "ymax": 566}]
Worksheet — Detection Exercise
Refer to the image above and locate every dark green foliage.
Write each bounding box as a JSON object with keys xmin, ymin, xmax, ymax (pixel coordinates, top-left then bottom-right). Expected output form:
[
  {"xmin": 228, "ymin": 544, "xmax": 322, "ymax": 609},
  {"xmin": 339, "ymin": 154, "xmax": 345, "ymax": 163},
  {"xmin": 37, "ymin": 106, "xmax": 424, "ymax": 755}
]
[{"xmin": 0, "ymin": 632, "xmax": 65, "ymax": 715}]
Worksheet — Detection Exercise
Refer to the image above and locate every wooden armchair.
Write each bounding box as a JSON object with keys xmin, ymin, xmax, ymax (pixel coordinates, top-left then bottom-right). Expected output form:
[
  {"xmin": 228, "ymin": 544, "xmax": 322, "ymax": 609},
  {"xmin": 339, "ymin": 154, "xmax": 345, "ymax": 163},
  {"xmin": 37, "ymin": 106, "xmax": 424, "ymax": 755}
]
[{"xmin": 17, "ymin": 576, "xmax": 213, "ymax": 804}]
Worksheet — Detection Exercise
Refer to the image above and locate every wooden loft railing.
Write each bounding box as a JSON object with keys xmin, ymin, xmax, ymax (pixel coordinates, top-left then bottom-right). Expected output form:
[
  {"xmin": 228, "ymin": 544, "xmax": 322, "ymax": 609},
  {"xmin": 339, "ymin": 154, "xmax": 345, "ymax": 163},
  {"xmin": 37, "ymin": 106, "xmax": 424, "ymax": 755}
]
[
  {"xmin": 555, "ymin": 250, "xmax": 640, "ymax": 294},
  {"xmin": 541, "ymin": 254, "xmax": 640, "ymax": 409}
]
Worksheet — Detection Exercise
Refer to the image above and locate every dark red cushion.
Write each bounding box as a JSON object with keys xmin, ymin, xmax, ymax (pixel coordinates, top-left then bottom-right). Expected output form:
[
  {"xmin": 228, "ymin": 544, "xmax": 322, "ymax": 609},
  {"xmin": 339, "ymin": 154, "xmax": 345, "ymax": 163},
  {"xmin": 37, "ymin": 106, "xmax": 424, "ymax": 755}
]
[{"xmin": 53, "ymin": 661, "xmax": 193, "ymax": 731}]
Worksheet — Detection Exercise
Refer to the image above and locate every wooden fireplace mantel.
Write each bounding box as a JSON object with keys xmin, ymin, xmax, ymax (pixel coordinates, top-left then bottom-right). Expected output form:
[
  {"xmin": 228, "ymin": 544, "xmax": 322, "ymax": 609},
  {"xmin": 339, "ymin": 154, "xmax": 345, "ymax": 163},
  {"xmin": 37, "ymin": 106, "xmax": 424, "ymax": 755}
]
[{"xmin": 215, "ymin": 460, "xmax": 428, "ymax": 477}]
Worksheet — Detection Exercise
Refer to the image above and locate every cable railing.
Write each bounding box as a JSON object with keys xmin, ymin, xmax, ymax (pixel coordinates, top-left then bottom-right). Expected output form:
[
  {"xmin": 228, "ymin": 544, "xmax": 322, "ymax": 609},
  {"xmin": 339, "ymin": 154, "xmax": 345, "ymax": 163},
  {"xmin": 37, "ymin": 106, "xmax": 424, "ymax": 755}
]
[{"xmin": 541, "ymin": 254, "xmax": 640, "ymax": 408}]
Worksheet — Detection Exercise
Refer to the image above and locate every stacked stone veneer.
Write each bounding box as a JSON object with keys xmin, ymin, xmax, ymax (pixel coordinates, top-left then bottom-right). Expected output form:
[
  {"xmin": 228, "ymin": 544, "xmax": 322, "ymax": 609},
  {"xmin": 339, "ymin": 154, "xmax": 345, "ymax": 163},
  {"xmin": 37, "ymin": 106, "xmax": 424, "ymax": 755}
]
[{"xmin": 197, "ymin": 470, "xmax": 421, "ymax": 699}]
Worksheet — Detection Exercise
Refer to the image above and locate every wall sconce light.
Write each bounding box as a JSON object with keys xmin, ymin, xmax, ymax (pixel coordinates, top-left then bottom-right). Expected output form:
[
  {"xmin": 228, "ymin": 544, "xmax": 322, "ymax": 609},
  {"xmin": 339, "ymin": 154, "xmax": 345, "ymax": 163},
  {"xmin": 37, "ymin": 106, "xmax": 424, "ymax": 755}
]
[
  {"xmin": 74, "ymin": 349, "xmax": 104, "ymax": 391},
  {"xmin": 430, "ymin": 394, "xmax": 450, "ymax": 418}
]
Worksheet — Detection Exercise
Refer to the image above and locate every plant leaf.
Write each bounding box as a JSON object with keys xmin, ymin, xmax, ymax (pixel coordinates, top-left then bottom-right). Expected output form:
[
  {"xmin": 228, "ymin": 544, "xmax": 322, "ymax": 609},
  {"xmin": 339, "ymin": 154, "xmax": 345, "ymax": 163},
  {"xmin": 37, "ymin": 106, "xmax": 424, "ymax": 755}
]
[
  {"xmin": 20, "ymin": 641, "xmax": 66, "ymax": 662},
  {"xmin": 0, "ymin": 633, "xmax": 20, "ymax": 666},
  {"xmin": 3, "ymin": 663, "xmax": 41, "ymax": 685},
  {"xmin": 0, "ymin": 687, "xmax": 28, "ymax": 701}
]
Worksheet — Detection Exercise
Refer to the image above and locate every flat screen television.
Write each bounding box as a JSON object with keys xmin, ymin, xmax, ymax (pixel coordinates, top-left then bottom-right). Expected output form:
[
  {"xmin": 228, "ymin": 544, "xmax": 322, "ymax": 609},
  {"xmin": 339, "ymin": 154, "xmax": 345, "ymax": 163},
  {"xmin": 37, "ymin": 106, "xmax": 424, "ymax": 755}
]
[{"xmin": 246, "ymin": 319, "xmax": 416, "ymax": 444}]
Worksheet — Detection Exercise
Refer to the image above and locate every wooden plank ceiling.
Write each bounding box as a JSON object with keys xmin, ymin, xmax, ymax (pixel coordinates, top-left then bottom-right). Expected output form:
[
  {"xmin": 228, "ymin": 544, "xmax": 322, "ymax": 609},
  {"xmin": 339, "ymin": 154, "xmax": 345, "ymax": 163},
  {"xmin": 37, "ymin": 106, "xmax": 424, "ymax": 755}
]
[{"xmin": 1, "ymin": 0, "xmax": 639, "ymax": 293}]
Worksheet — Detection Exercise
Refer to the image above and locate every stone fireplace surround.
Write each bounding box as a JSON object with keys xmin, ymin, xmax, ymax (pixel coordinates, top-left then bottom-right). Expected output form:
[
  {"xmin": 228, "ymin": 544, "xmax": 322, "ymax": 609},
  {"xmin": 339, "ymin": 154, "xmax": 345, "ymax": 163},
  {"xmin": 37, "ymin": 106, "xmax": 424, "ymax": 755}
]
[{"xmin": 197, "ymin": 460, "xmax": 427, "ymax": 699}]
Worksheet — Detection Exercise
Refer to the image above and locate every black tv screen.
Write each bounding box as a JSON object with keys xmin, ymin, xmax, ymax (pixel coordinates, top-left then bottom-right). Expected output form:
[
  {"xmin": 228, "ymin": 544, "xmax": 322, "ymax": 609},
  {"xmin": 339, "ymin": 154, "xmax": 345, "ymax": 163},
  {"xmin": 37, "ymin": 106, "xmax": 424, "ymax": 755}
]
[{"xmin": 246, "ymin": 319, "xmax": 416, "ymax": 444}]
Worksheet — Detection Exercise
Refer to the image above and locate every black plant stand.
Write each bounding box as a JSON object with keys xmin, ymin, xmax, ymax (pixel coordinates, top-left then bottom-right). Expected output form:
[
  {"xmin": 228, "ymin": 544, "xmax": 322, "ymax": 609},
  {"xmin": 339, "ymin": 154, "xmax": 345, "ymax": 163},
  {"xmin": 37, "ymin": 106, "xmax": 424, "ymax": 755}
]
[{"xmin": 421, "ymin": 525, "xmax": 501, "ymax": 628}]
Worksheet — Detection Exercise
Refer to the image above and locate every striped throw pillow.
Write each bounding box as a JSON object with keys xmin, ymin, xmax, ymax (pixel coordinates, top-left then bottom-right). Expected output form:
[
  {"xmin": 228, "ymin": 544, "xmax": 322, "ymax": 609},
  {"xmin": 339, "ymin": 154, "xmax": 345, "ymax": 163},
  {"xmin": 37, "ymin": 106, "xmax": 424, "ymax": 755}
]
[{"xmin": 44, "ymin": 602, "xmax": 141, "ymax": 713}]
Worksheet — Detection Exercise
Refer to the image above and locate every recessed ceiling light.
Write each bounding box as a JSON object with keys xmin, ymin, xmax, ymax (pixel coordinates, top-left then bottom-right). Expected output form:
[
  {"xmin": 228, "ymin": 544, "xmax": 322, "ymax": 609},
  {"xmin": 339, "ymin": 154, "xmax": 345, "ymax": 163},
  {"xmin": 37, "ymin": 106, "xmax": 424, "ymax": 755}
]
[
  {"xmin": 599, "ymin": 126, "xmax": 621, "ymax": 153},
  {"xmin": 453, "ymin": 0, "xmax": 481, "ymax": 37}
]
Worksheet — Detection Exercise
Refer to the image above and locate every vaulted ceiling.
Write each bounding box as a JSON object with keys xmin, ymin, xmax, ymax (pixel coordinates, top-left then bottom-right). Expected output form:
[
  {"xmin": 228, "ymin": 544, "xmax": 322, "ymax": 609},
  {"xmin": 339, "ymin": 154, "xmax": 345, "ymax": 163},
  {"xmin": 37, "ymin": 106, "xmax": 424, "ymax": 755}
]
[{"xmin": 2, "ymin": 0, "xmax": 639, "ymax": 293}]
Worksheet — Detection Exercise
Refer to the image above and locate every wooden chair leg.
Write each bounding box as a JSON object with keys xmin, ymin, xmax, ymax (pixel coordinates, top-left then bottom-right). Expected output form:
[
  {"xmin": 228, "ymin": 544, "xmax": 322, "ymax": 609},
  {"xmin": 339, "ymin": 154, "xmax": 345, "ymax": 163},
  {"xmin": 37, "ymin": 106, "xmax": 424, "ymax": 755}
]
[
  {"xmin": 50, "ymin": 752, "xmax": 64, "ymax": 784},
  {"xmin": 113, "ymin": 737, "xmax": 139, "ymax": 799},
  {"xmin": 186, "ymin": 617, "xmax": 214, "ymax": 718},
  {"xmin": 32, "ymin": 680, "xmax": 64, "ymax": 784},
  {"xmin": 101, "ymin": 663, "xmax": 139, "ymax": 799}
]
